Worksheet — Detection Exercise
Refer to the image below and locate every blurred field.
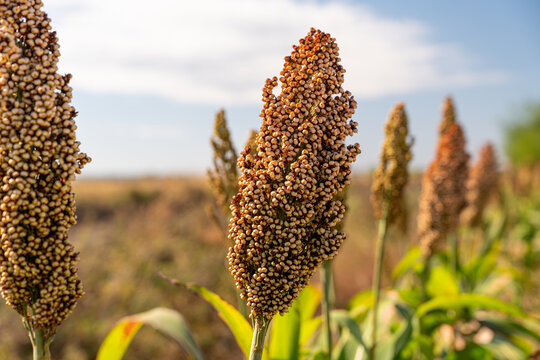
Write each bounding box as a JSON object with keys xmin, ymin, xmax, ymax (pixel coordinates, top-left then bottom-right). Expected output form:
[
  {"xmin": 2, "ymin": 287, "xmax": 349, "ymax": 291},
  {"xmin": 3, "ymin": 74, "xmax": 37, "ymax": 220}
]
[
  {"xmin": 0, "ymin": 174, "xmax": 423, "ymax": 360},
  {"xmin": 3, "ymin": 172, "xmax": 539, "ymax": 359}
]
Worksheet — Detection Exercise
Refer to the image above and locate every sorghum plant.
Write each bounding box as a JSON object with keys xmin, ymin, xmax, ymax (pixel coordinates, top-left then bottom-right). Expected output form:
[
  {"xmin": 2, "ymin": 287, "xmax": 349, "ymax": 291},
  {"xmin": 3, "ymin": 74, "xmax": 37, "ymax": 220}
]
[
  {"xmin": 369, "ymin": 102, "xmax": 413, "ymax": 358},
  {"xmin": 0, "ymin": 0, "xmax": 89, "ymax": 358},
  {"xmin": 244, "ymin": 129, "xmax": 258, "ymax": 157},
  {"xmin": 227, "ymin": 28, "xmax": 360, "ymax": 360},
  {"xmin": 207, "ymin": 109, "xmax": 238, "ymax": 218},
  {"xmin": 438, "ymin": 96, "xmax": 456, "ymax": 136},
  {"xmin": 371, "ymin": 103, "xmax": 413, "ymax": 224},
  {"xmin": 461, "ymin": 143, "xmax": 498, "ymax": 227},
  {"xmin": 418, "ymin": 122, "xmax": 469, "ymax": 257}
]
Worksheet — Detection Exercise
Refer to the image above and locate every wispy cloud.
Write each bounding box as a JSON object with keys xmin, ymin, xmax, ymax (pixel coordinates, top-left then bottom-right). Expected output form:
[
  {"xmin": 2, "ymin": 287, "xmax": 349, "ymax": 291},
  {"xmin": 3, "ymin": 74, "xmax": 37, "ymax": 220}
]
[{"xmin": 45, "ymin": 0, "xmax": 505, "ymax": 105}]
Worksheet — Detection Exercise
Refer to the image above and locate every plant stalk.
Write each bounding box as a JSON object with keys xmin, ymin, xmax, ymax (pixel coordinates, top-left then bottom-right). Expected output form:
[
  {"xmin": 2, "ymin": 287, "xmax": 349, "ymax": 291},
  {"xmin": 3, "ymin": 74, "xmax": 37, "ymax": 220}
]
[
  {"xmin": 370, "ymin": 213, "xmax": 388, "ymax": 360},
  {"xmin": 249, "ymin": 316, "xmax": 271, "ymax": 360},
  {"xmin": 449, "ymin": 233, "xmax": 460, "ymax": 275},
  {"xmin": 236, "ymin": 290, "xmax": 249, "ymax": 320},
  {"xmin": 321, "ymin": 259, "xmax": 334, "ymax": 358},
  {"xmin": 420, "ymin": 254, "xmax": 432, "ymax": 302},
  {"xmin": 32, "ymin": 328, "xmax": 51, "ymax": 360}
]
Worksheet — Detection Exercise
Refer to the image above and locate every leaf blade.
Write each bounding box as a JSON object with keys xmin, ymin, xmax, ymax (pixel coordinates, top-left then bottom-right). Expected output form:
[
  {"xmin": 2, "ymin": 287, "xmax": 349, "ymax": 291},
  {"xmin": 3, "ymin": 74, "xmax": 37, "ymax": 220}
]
[{"xmin": 96, "ymin": 307, "xmax": 205, "ymax": 360}]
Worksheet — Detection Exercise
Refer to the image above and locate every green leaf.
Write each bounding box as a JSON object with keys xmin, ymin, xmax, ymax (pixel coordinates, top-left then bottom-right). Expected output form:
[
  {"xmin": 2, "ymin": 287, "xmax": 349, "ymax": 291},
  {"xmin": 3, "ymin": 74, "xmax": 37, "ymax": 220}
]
[
  {"xmin": 347, "ymin": 289, "xmax": 373, "ymax": 321},
  {"xmin": 391, "ymin": 304, "xmax": 413, "ymax": 359},
  {"xmin": 333, "ymin": 331, "xmax": 366, "ymax": 360},
  {"xmin": 417, "ymin": 294, "xmax": 527, "ymax": 319},
  {"xmin": 269, "ymin": 285, "xmax": 321, "ymax": 360},
  {"xmin": 331, "ymin": 310, "xmax": 368, "ymax": 352},
  {"xmin": 392, "ymin": 247, "xmax": 422, "ymax": 280},
  {"xmin": 96, "ymin": 307, "xmax": 205, "ymax": 360},
  {"xmin": 185, "ymin": 283, "xmax": 253, "ymax": 359},
  {"xmin": 426, "ymin": 266, "xmax": 459, "ymax": 298}
]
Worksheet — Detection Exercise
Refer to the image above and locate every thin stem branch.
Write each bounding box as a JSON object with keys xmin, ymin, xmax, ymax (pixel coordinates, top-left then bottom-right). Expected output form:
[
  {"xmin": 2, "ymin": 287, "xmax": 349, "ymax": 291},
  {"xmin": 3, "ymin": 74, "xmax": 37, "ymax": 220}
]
[
  {"xmin": 370, "ymin": 213, "xmax": 388, "ymax": 360},
  {"xmin": 249, "ymin": 316, "xmax": 271, "ymax": 360},
  {"xmin": 321, "ymin": 259, "xmax": 334, "ymax": 358}
]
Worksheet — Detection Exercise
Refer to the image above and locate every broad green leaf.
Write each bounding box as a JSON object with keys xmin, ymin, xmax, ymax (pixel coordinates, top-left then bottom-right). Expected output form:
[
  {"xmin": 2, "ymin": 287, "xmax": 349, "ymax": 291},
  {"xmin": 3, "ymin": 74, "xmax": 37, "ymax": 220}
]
[
  {"xmin": 391, "ymin": 304, "xmax": 413, "ymax": 359},
  {"xmin": 185, "ymin": 283, "xmax": 253, "ymax": 359},
  {"xmin": 96, "ymin": 307, "xmax": 205, "ymax": 360},
  {"xmin": 299, "ymin": 318, "xmax": 322, "ymax": 349},
  {"xmin": 269, "ymin": 309, "xmax": 300, "ymax": 360},
  {"xmin": 269, "ymin": 285, "xmax": 321, "ymax": 359},
  {"xmin": 392, "ymin": 247, "xmax": 422, "ymax": 280},
  {"xmin": 480, "ymin": 316, "xmax": 540, "ymax": 343},
  {"xmin": 426, "ymin": 266, "xmax": 459, "ymax": 298},
  {"xmin": 331, "ymin": 310, "xmax": 368, "ymax": 352},
  {"xmin": 347, "ymin": 290, "xmax": 373, "ymax": 321},
  {"xmin": 333, "ymin": 331, "xmax": 366, "ymax": 360},
  {"xmin": 417, "ymin": 294, "xmax": 526, "ymax": 319},
  {"xmin": 482, "ymin": 339, "xmax": 527, "ymax": 360}
]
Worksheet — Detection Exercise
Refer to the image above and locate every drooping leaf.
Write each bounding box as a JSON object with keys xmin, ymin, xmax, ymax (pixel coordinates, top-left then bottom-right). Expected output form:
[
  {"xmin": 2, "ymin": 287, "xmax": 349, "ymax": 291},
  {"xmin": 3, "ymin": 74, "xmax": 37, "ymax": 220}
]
[
  {"xmin": 269, "ymin": 285, "xmax": 321, "ymax": 360},
  {"xmin": 391, "ymin": 304, "xmax": 413, "ymax": 359},
  {"xmin": 347, "ymin": 290, "xmax": 373, "ymax": 321},
  {"xmin": 426, "ymin": 266, "xmax": 459, "ymax": 298},
  {"xmin": 392, "ymin": 247, "xmax": 423, "ymax": 280},
  {"xmin": 417, "ymin": 294, "xmax": 527, "ymax": 319},
  {"xmin": 185, "ymin": 283, "xmax": 253, "ymax": 359},
  {"xmin": 331, "ymin": 310, "xmax": 368, "ymax": 352},
  {"xmin": 158, "ymin": 273, "xmax": 253, "ymax": 359},
  {"xmin": 96, "ymin": 307, "xmax": 205, "ymax": 360}
]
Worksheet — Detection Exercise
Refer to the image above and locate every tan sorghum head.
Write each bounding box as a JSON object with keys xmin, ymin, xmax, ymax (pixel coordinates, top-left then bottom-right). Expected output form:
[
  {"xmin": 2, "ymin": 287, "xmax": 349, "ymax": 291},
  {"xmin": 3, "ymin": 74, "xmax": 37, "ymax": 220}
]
[
  {"xmin": 461, "ymin": 143, "xmax": 498, "ymax": 226},
  {"xmin": 438, "ymin": 96, "xmax": 456, "ymax": 136},
  {"xmin": 0, "ymin": 0, "xmax": 90, "ymax": 334},
  {"xmin": 418, "ymin": 123, "xmax": 469, "ymax": 257},
  {"xmin": 244, "ymin": 129, "xmax": 258, "ymax": 157},
  {"xmin": 227, "ymin": 28, "xmax": 360, "ymax": 319},
  {"xmin": 207, "ymin": 109, "xmax": 238, "ymax": 216},
  {"xmin": 371, "ymin": 102, "xmax": 413, "ymax": 225}
]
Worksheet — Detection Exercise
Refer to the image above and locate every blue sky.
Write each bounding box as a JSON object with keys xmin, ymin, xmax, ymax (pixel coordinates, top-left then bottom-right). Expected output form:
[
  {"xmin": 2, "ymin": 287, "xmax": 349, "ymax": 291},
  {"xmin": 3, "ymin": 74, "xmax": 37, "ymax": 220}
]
[{"xmin": 42, "ymin": 0, "xmax": 540, "ymax": 177}]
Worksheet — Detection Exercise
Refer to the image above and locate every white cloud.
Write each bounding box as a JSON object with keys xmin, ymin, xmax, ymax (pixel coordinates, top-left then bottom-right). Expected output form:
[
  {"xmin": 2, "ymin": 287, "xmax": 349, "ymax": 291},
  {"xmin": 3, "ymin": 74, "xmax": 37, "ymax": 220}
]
[{"xmin": 44, "ymin": 0, "xmax": 504, "ymax": 105}]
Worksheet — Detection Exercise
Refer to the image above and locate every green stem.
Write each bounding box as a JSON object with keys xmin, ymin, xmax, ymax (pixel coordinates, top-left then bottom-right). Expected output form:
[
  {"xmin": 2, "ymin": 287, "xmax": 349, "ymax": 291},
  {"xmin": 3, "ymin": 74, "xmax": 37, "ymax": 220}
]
[
  {"xmin": 449, "ymin": 233, "xmax": 460, "ymax": 276},
  {"xmin": 32, "ymin": 328, "xmax": 51, "ymax": 360},
  {"xmin": 370, "ymin": 214, "xmax": 388, "ymax": 360},
  {"xmin": 236, "ymin": 290, "xmax": 249, "ymax": 320},
  {"xmin": 249, "ymin": 316, "xmax": 271, "ymax": 360},
  {"xmin": 321, "ymin": 259, "xmax": 334, "ymax": 358},
  {"xmin": 420, "ymin": 257, "xmax": 431, "ymax": 302}
]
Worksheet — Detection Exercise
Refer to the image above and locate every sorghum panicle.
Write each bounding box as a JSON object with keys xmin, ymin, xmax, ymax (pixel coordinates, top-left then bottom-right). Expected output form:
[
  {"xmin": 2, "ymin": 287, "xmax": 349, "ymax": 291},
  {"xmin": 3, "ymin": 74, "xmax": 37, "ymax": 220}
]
[
  {"xmin": 418, "ymin": 123, "xmax": 469, "ymax": 257},
  {"xmin": 461, "ymin": 143, "xmax": 498, "ymax": 226},
  {"xmin": 227, "ymin": 28, "xmax": 360, "ymax": 319},
  {"xmin": 438, "ymin": 96, "xmax": 456, "ymax": 136},
  {"xmin": 244, "ymin": 129, "xmax": 258, "ymax": 157},
  {"xmin": 0, "ymin": 0, "xmax": 90, "ymax": 334},
  {"xmin": 371, "ymin": 102, "xmax": 413, "ymax": 224},
  {"xmin": 207, "ymin": 109, "xmax": 239, "ymax": 216}
]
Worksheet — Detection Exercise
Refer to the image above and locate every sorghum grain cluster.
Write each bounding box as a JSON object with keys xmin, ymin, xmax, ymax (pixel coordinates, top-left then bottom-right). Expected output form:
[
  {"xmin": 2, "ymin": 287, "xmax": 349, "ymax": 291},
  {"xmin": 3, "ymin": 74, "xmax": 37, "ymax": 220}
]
[
  {"xmin": 0, "ymin": 0, "xmax": 89, "ymax": 333},
  {"xmin": 208, "ymin": 109, "xmax": 239, "ymax": 216},
  {"xmin": 418, "ymin": 122, "xmax": 469, "ymax": 256},
  {"xmin": 461, "ymin": 143, "xmax": 498, "ymax": 226},
  {"xmin": 438, "ymin": 96, "xmax": 456, "ymax": 136},
  {"xmin": 227, "ymin": 28, "xmax": 360, "ymax": 319},
  {"xmin": 371, "ymin": 103, "xmax": 413, "ymax": 224}
]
